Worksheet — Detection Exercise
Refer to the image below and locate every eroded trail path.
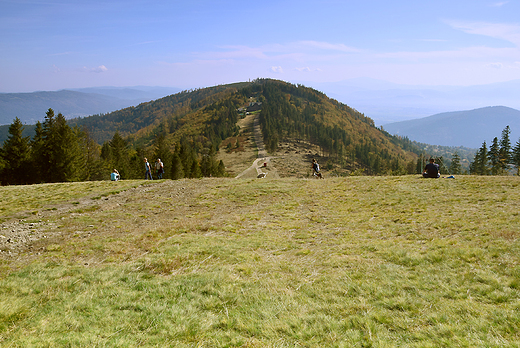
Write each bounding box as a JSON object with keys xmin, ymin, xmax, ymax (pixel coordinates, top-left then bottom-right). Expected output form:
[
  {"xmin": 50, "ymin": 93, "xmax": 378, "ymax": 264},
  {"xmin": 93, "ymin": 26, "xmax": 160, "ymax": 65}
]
[{"xmin": 235, "ymin": 113, "xmax": 278, "ymax": 178}]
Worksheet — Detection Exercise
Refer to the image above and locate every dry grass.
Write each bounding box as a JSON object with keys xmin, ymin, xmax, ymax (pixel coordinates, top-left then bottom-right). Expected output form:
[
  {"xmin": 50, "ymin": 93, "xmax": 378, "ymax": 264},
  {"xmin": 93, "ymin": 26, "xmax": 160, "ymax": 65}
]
[{"xmin": 1, "ymin": 175, "xmax": 520, "ymax": 346}]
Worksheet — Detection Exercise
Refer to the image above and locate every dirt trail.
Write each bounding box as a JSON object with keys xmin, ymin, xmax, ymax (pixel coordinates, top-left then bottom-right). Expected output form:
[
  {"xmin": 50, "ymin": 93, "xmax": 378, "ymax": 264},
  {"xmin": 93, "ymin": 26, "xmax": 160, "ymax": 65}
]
[{"xmin": 235, "ymin": 113, "xmax": 279, "ymax": 179}]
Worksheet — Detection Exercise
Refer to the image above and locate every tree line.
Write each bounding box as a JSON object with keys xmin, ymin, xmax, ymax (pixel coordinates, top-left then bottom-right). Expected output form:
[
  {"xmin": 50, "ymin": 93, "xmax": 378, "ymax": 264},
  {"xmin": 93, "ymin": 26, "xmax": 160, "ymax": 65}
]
[
  {"xmin": 469, "ymin": 125, "xmax": 520, "ymax": 175},
  {"xmin": 249, "ymin": 79, "xmax": 417, "ymax": 175},
  {"xmin": 0, "ymin": 108, "xmax": 227, "ymax": 185}
]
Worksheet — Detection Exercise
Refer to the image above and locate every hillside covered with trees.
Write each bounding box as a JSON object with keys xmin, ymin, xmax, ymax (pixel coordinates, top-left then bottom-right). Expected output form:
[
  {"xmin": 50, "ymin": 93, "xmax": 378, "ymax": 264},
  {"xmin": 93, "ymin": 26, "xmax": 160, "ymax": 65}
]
[
  {"xmin": 1, "ymin": 79, "xmax": 428, "ymax": 185},
  {"xmin": 470, "ymin": 125, "xmax": 520, "ymax": 175}
]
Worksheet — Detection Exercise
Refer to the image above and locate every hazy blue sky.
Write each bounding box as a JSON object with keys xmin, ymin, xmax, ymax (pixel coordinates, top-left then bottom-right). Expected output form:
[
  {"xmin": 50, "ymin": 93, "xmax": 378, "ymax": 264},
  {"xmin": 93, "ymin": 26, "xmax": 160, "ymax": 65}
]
[{"xmin": 2, "ymin": 0, "xmax": 520, "ymax": 92}]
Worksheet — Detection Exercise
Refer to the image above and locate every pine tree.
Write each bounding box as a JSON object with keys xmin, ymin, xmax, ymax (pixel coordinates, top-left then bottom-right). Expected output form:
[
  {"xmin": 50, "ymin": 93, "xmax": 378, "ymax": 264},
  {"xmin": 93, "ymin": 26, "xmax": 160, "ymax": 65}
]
[
  {"xmin": 190, "ymin": 156, "xmax": 202, "ymax": 178},
  {"xmin": 170, "ymin": 152, "xmax": 184, "ymax": 179},
  {"xmin": 109, "ymin": 131, "xmax": 131, "ymax": 179},
  {"xmin": 30, "ymin": 121, "xmax": 45, "ymax": 183},
  {"xmin": 81, "ymin": 128, "xmax": 104, "ymax": 181},
  {"xmin": 0, "ymin": 117, "xmax": 32, "ymax": 185},
  {"xmin": 470, "ymin": 141, "xmax": 489, "ymax": 175},
  {"xmin": 216, "ymin": 160, "xmax": 226, "ymax": 176},
  {"xmin": 499, "ymin": 125, "xmax": 512, "ymax": 171},
  {"xmin": 35, "ymin": 109, "xmax": 85, "ymax": 182},
  {"xmin": 488, "ymin": 137, "xmax": 500, "ymax": 175},
  {"xmin": 450, "ymin": 152, "xmax": 462, "ymax": 175},
  {"xmin": 152, "ymin": 133, "xmax": 172, "ymax": 179},
  {"xmin": 179, "ymin": 141, "xmax": 194, "ymax": 178},
  {"xmin": 512, "ymin": 138, "xmax": 520, "ymax": 176},
  {"xmin": 53, "ymin": 113, "xmax": 84, "ymax": 182},
  {"xmin": 39, "ymin": 108, "xmax": 57, "ymax": 182}
]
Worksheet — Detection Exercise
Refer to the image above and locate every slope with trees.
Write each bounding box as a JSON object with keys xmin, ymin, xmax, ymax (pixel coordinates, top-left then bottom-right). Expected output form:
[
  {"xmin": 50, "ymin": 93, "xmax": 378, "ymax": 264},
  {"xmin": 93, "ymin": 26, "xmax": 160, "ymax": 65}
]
[
  {"xmin": 1, "ymin": 79, "xmax": 426, "ymax": 184},
  {"xmin": 470, "ymin": 125, "xmax": 520, "ymax": 175}
]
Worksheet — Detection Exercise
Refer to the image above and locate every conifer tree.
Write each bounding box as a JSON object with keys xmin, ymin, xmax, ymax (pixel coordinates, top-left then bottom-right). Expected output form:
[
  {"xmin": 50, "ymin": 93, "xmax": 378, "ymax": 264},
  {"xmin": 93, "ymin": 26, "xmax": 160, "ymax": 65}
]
[
  {"xmin": 34, "ymin": 109, "xmax": 85, "ymax": 182},
  {"xmin": 109, "ymin": 131, "xmax": 131, "ymax": 179},
  {"xmin": 152, "ymin": 133, "xmax": 172, "ymax": 179},
  {"xmin": 54, "ymin": 113, "xmax": 85, "ymax": 182},
  {"xmin": 81, "ymin": 128, "xmax": 104, "ymax": 181},
  {"xmin": 488, "ymin": 137, "xmax": 501, "ymax": 175},
  {"xmin": 512, "ymin": 138, "xmax": 520, "ymax": 176},
  {"xmin": 38, "ymin": 108, "xmax": 57, "ymax": 182},
  {"xmin": 0, "ymin": 117, "xmax": 32, "ymax": 185},
  {"xmin": 216, "ymin": 160, "xmax": 226, "ymax": 176},
  {"xmin": 170, "ymin": 152, "xmax": 184, "ymax": 179},
  {"xmin": 190, "ymin": 156, "xmax": 202, "ymax": 178},
  {"xmin": 499, "ymin": 125, "xmax": 512, "ymax": 171},
  {"xmin": 178, "ymin": 140, "xmax": 194, "ymax": 178},
  {"xmin": 470, "ymin": 141, "xmax": 489, "ymax": 175},
  {"xmin": 30, "ymin": 121, "xmax": 45, "ymax": 183},
  {"xmin": 450, "ymin": 152, "xmax": 462, "ymax": 175}
]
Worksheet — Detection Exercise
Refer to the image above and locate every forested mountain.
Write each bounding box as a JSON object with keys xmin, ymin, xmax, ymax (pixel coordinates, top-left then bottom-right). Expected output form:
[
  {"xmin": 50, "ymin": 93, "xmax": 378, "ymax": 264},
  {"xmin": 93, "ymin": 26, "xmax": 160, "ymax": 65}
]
[
  {"xmin": 1, "ymin": 79, "xmax": 427, "ymax": 185},
  {"xmin": 0, "ymin": 87, "xmax": 180, "ymax": 126},
  {"xmin": 383, "ymin": 106, "xmax": 520, "ymax": 148}
]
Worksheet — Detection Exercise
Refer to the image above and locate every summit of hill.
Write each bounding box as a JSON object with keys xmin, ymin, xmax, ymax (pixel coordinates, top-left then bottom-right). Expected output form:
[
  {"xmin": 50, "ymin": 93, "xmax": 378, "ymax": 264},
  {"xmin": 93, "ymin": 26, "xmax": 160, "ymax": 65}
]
[
  {"xmin": 1, "ymin": 79, "xmax": 424, "ymax": 184},
  {"xmin": 69, "ymin": 79, "xmax": 419, "ymax": 176}
]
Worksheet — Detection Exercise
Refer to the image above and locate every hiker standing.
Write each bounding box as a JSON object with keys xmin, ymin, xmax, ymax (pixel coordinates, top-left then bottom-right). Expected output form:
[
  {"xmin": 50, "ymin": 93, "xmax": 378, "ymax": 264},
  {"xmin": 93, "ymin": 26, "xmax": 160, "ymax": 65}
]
[
  {"xmin": 156, "ymin": 158, "xmax": 164, "ymax": 179},
  {"xmin": 144, "ymin": 158, "xmax": 153, "ymax": 180}
]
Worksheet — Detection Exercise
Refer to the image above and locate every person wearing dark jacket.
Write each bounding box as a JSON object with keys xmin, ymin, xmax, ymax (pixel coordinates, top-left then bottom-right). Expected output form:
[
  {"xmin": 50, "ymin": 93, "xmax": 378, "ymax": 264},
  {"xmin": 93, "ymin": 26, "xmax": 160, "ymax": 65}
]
[{"xmin": 423, "ymin": 158, "xmax": 440, "ymax": 178}]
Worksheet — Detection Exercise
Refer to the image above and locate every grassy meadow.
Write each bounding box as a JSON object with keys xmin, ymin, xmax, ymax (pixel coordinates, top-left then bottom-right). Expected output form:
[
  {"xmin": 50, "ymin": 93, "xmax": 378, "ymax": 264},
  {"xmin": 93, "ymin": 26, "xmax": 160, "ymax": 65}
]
[{"xmin": 1, "ymin": 176, "xmax": 520, "ymax": 347}]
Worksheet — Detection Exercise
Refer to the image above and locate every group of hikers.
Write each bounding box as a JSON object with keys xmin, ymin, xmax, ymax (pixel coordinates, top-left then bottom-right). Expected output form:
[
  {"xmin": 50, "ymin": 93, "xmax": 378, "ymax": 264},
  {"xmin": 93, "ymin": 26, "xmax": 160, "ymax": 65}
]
[
  {"xmin": 111, "ymin": 157, "xmax": 441, "ymax": 181},
  {"xmin": 144, "ymin": 158, "xmax": 164, "ymax": 180},
  {"xmin": 110, "ymin": 158, "xmax": 164, "ymax": 181}
]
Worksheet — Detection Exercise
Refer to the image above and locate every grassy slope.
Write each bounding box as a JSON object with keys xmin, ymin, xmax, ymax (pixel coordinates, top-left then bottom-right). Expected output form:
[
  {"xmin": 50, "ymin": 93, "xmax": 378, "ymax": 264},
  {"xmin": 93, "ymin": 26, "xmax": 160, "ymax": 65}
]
[{"xmin": 1, "ymin": 176, "xmax": 519, "ymax": 347}]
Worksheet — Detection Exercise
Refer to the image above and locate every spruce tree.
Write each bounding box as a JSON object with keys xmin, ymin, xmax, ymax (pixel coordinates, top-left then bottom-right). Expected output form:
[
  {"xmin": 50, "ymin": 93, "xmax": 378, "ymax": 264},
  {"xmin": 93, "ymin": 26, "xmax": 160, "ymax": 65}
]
[
  {"xmin": 30, "ymin": 121, "xmax": 45, "ymax": 183},
  {"xmin": 190, "ymin": 156, "xmax": 202, "ymax": 178},
  {"xmin": 53, "ymin": 113, "xmax": 84, "ymax": 182},
  {"xmin": 170, "ymin": 152, "xmax": 184, "ymax": 179},
  {"xmin": 152, "ymin": 133, "xmax": 172, "ymax": 179},
  {"xmin": 179, "ymin": 141, "xmax": 193, "ymax": 178},
  {"xmin": 512, "ymin": 138, "xmax": 520, "ymax": 176},
  {"xmin": 109, "ymin": 131, "xmax": 131, "ymax": 179},
  {"xmin": 499, "ymin": 125, "xmax": 512, "ymax": 171},
  {"xmin": 488, "ymin": 137, "xmax": 500, "ymax": 175},
  {"xmin": 81, "ymin": 128, "xmax": 104, "ymax": 181},
  {"xmin": 39, "ymin": 108, "xmax": 57, "ymax": 182},
  {"xmin": 450, "ymin": 152, "xmax": 462, "ymax": 175},
  {"xmin": 216, "ymin": 160, "xmax": 226, "ymax": 176},
  {"xmin": 0, "ymin": 117, "xmax": 32, "ymax": 185},
  {"xmin": 470, "ymin": 141, "xmax": 489, "ymax": 175}
]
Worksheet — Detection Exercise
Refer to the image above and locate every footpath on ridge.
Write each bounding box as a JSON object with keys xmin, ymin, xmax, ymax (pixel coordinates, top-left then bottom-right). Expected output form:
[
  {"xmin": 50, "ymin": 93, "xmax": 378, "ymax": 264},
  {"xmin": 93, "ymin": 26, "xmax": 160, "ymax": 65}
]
[{"xmin": 235, "ymin": 113, "xmax": 277, "ymax": 179}]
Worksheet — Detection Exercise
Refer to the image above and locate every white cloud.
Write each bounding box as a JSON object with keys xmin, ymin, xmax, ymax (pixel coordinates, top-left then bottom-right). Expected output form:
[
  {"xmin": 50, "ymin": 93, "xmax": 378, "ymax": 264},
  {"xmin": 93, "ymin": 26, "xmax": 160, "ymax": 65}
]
[
  {"xmin": 270, "ymin": 66, "xmax": 283, "ymax": 73},
  {"xmin": 487, "ymin": 62, "xmax": 503, "ymax": 69},
  {"xmin": 447, "ymin": 20, "xmax": 520, "ymax": 46},
  {"xmin": 294, "ymin": 41, "xmax": 361, "ymax": 53},
  {"xmin": 490, "ymin": 1, "xmax": 509, "ymax": 7},
  {"xmin": 92, "ymin": 65, "xmax": 108, "ymax": 73},
  {"xmin": 295, "ymin": 67, "xmax": 322, "ymax": 72},
  {"xmin": 81, "ymin": 65, "xmax": 108, "ymax": 73}
]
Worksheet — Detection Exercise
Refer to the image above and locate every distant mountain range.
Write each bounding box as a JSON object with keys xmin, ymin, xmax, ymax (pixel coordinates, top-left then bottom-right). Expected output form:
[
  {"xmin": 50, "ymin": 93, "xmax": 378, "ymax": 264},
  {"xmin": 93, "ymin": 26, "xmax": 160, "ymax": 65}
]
[
  {"xmin": 0, "ymin": 86, "xmax": 180, "ymax": 126},
  {"xmin": 382, "ymin": 106, "xmax": 520, "ymax": 149},
  {"xmin": 309, "ymin": 78, "xmax": 520, "ymax": 126}
]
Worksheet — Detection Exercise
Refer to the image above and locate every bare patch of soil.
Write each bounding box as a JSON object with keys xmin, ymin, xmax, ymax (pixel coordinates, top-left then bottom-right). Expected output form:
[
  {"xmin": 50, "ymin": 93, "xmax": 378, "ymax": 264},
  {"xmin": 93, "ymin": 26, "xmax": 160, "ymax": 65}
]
[
  {"xmin": 217, "ymin": 112, "xmax": 341, "ymax": 179},
  {"xmin": 0, "ymin": 180, "xmax": 209, "ymax": 265}
]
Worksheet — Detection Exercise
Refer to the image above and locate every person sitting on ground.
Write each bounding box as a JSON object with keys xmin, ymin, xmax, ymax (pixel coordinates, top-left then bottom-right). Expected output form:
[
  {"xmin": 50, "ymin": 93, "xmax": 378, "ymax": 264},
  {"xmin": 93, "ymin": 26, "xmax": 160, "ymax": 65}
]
[
  {"xmin": 423, "ymin": 158, "xmax": 440, "ymax": 178},
  {"xmin": 111, "ymin": 169, "xmax": 120, "ymax": 181},
  {"xmin": 312, "ymin": 159, "xmax": 323, "ymax": 179}
]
